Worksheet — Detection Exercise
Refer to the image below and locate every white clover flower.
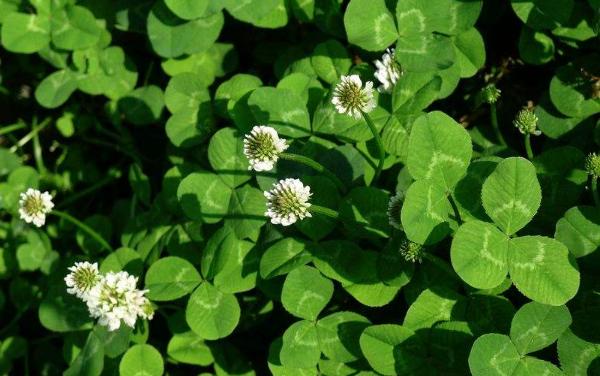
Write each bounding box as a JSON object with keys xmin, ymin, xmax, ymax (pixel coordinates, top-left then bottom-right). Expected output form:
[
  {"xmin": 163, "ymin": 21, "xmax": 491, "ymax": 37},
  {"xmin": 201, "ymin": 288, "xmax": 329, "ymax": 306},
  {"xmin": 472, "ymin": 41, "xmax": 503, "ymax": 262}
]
[
  {"xmin": 86, "ymin": 271, "xmax": 153, "ymax": 331},
  {"xmin": 65, "ymin": 262, "xmax": 101, "ymax": 301},
  {"xmin": 374, "ymin": 48, "xmax": 402, "ymax": 93},
  {"xmin": 331, "ymin": 75, "xmax": 376, "ymax": 119},
  {"xmin": 18, "ymin": 188, "xmax": 54, "ymax": 227},
  {"xmin": 387, "ymin": 192, "xmax": 404, "ymax": 230},
  {"xmin": 243, "ymin": 125, "xmax": 289, "ymax": 171},
  {"xmin": 264, "ymin": 178, "xmax": 312, "ymax": 226}
]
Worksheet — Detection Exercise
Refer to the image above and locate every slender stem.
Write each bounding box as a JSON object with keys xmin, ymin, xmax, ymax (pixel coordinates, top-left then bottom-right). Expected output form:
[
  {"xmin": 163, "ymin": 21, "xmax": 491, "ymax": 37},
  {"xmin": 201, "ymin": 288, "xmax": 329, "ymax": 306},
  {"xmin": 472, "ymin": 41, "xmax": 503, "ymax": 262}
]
[
  {"xmin": 51, "ymin": 210, "xmax": 113, "ymax": 252},
  {"xmin": 447, "ymin": 194, "xmax": 462, "ymax": 225},
  {"xmin": 9, "ymin": 117, "xmax": 52, "ymax": 153},
  {"xmin": 280, "ymin": 153, "xmax": 346, "ymax": 193},
  {"xmin": 32, "ymin": 119, "xmax": 47, "ymax": 175},
  {"xmin": 524, "ymin": 133, "xmax": 534, "ymax": 159},
  {"xmin": 592, "ymin": 177, "xmax": 599, "ymax": 207},
  {"xmin": 361, "ymin": 111, "xmax": 385, "ymax": 184},
  {"xmin": 56, "ymin": 169, "xmax": 122, "ymax": 209},
  {"xmin": 490, "ymin": 104, "xmax": 506, "ymax": 146},
  {"xmin": 0, "ymin": 121, "xmax": 26, "ymax": 136},
  {"xmin": 309, "ymin": 204, "xmax": 339, "ymax": 219}
]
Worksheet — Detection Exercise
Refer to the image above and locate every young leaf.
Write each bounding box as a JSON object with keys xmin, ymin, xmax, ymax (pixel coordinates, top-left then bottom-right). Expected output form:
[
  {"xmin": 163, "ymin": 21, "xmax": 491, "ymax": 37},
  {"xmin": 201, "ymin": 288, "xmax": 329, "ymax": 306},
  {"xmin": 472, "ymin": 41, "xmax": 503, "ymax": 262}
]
[
  {"xmin": 510, "ymin": 302, "xmax": 572, "ymax": 355},
  {"xmin": 481, "ymin": 157, "xmax": 541, "ymax": 235},
  {"xmin": 281, "ymin": 265, "xmax": 333, "ymax": 321}
]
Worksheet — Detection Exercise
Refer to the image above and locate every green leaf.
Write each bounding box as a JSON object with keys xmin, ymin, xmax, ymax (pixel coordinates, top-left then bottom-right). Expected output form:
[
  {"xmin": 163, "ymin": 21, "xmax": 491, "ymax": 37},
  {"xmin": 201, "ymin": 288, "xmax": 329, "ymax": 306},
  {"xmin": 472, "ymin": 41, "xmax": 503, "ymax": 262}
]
[
  {"xmin": 34, "ymin": 70, "xmax": 78, "ymax": 109},
  {"xmin": 508, "ymin": 236, "xmax": 579, "ymax": 306},
  {"xmin": 281, "ymin": 265, "xmax": 333, "ymax": 321},
  {"xmin": 344, "ymin": 0, "xmax": 397, "ymax": 51},
  {"xmin": 64, "ymin": 328, "xmax": 104, "ymax": 376},
  {"xmin": 145, "ymin": 256, "xmax": 202, "ymax": 301},
  {"xmin": 558, "ymin": 329, "xmax": 600, "ymax": 376},
  {"xmin": 316, "ymin": 311, "xmax": 370, "ymax": 363},
  {"xmin": 119, "ymin": 85, "xmax": 165, "ymax": 126},
  {"xmin": 215, "ymin": 73, "xmax": 262, "ymax": 119},
  {"xmin": 147, "ymin": 1, "xmax": 224, "ymax": 58},
  {"xmin": 164, "ymin": 72, "xmax": 210, "ymax": 113},
  {"xmin": 119, "ymin": 344, "xmax": 164, "ymax": 376},
  {"xmin": 260, "ymin": 238, "xmax": 311, "ymax": 279},
  {"xmin": 165, "ymin": 0, "xmax": 209, "ymax": 20},
  {"xmin": 392, "ymin": 72, "xmax": 441, "ymax": 114},
  {"xmin": 395, "ymin": 34, "xmax": 455, "ymax": 72},
  {"xmin": 339, "ymin": 187, "xmax": 390, "ymax": 239},
  {"xmin": 403, "ymin": 288, "xmax": 464, "ymax": 331},
  {"xmin": 280, "ymin": 320, "xmax": 321, "ymax": 369},
  {"xmin": 311, "ymin": 39, "xmax": 351, "ymax": 84},
  {"xmin": 99, "ymin": 247, "xmax": 143, "ymax": 275},
  {"xmin": 51, "ymin": 6, "xmax": 102, "ymax": 50},
  {"xmin": 549, "ymin": 57, "xmax": 600, "ymax": 118},
  {"xmin": 359, "ymin": 324, "xmax": 425, "ymax": 375},
  {"xmin": 0, "ymin": 148, "xmax": 21, "ymax": 177},
  {"xmin": 224, "ymin": 185, "xmax": 267, "ymax": 241},
  {"xmin": 247, "ymin": 87, "xmax": 311, "ymax": 138},
  {"xmin": 39, "ymin": 285, "xmax": 93, "ymax": 332},
  {"xmin": 511, "ymin": 0, "xmax": 573, "ymax": 30},
  {"xmin": 177, "ymin": 171, "xmax": 232, "ymax": 223},
  {"xmin": 167, "ymin": 331, "xmax": 214, "ymax": 366},
  {"xmin": 395, "ymin": 0, "xmax": 482, "ymax": 36},
  {"xmin": 451, "ymin": 220, "xmax": 509, "ymax": 289},
  {"xmin": 1, "ymin": 13, "xmax": 50, "ymax": 53},
  {"xmin": 407, "ymin": 111, "xmax": 472, "ymax": 190},
  {"xmin": 510, "ymin": 302, "xmax": 572, "ymax": 355},
  {"xmin": 555, "ymin": 206, "xmax": 600, "ymax": 258},
  {"xmin": 481, "ymin": 157, "xmax": 541, "ymax": 235},
  {"xmin": 469, "ymin": 333, "xmax": 562, "ymax": 376},
  {"xmin": 212, "ymin": 234, "xmax": 258, "ymax": 293},
  {"xmin": 454, "ymin": 28, "xmax": 486, "ymax": 78},
  {"xmin": 401, "ymin": 179, "xmax": 452, "ymax": 245},
  {"xmin": 207, "ymin": 127, "xmax": 251, "ymax": 188},
  {"xmin": 468, "ymin": 334, "xmax": 521, "ymax": 376},
  {"xmin": 185, "ymin": 282, "xmax": 240, "ymax": 340},
  {"xmin": 518, "ymin": 27, "xmax": 555, "ymax": 65}
]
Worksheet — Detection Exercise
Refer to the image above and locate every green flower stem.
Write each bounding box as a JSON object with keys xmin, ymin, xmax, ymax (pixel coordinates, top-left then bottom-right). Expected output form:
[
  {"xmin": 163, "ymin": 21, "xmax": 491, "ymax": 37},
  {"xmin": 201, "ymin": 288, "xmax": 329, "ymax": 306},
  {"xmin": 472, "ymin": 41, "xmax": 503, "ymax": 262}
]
[
  {"xmin": 592, "ymin": 176, "xmax": 599, "ymax": 207},
  {"xmin": 447, "ymin": 194, "xmax": 462, "ymax": 225},
  {"xmin": 524, "ymin": 134, "xmax": 534, "ymax": 160},
  {"xmin": 490, "ymin": 103, "xmax": 506, "ymax": 146},
  {"xmin": 309, "ymin": 204, "xmax": 339, "ymax": 219},
  {"xmin": 0, "ymin": 121, "xmax": 26, "ymax": 136},
  {"xmin": 361, "ymin": 111, "xmax": 385, "ymax": 184},
  {"xmin": 280, "ymin": 153, "xmax": 346, "ymax": 193},
  {"xmin": 51, "ymin": 210, "xmax": 113, "ymax": 252},
  {"xmin": 56, "ymin": 169, "xmax": 122, "ymax": 209},
  {"xmin": 9, "ymin": 117, "xmax": 51, "ymax": 153}
]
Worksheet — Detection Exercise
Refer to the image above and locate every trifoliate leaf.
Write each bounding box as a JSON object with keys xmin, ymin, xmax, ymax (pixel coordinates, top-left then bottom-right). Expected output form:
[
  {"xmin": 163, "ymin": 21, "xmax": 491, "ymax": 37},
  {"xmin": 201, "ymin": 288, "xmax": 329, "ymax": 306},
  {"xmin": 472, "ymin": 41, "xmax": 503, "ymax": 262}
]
[
  {"xmin": 119, "ymin": 344, "xmax": 164, "ymax": 376},
  {"xmin": 145, "ymin": 256, "xmax": 202, "ymax": 301},
  {"xmin": 281, "ymin": 266, "xmax": 333, "ymax": 321},
  {"xmin": 344, "ymin": 0, "xmax": 397, "ymax": 51},
  {"xmin": 185, "ymin": 282, "xmax": 240, "ymax": 340},
  {"xmin": 510, "ymin": 302, "xmax": 572, "ymax": 355}
]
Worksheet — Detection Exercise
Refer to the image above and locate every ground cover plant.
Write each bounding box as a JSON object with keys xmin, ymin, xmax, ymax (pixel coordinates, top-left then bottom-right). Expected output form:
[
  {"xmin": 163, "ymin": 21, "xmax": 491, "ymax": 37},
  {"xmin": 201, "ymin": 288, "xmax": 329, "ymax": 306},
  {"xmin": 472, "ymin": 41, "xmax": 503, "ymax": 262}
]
[{"xmin": 0, "ymin": 0, "xmax": 599, "ymax": 374}]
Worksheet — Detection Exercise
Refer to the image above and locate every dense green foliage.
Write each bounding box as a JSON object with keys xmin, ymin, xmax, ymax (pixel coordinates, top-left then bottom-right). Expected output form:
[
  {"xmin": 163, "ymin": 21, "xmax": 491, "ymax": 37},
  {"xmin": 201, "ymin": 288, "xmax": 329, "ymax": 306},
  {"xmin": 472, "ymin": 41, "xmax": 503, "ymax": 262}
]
[{"xmin": 0, "ymin": 0, "xmax": 599, "ymax": 375}]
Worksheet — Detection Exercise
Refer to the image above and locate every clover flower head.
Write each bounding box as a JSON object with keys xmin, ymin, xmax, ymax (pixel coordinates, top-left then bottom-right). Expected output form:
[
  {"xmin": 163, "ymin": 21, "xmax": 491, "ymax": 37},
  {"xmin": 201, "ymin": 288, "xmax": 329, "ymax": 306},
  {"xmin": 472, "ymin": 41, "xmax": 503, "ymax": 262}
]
[
  {"xmin": 400, "ymin": 238, "xmax": 424, "ymax": 263},
  {"xmin": 482, "ymin": 84, "xmax": 501, "ymax": 104},
  {"xmin": 18, "ymin": 188, "xmax": 54, "ymax": 227},
  {"xmin": 585, "ymin": 153, "xmax": 600, "ymax": 178},
  {"xmin": 374, "ymin": 48, "xmax": 402, "ymax": 93},
  {"xmin": 86, "ymin": 271, "xmax": 152, "ymax": 331},
  {"xmin": 243, "ymin": 125, "xmax": 288, "ymax": 172},
  {"xmin": 331, "ymin": 75, "xmax": 376, "ymax": 119},
  {"xmin": 387, "ymin": 192, "xmax": 404, "ymax": 230},
  {"xmin": 65, "ymin": 262, "xmax": 101, "ymax": 300},
  {"xmin": 264, "ymin": 178, "xmax": 312, "ymax": 226},
  {"xmin": 514, "ymin": 108, "xmax": 541, "ymax": 136}
]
